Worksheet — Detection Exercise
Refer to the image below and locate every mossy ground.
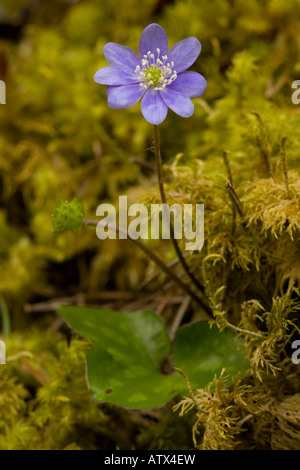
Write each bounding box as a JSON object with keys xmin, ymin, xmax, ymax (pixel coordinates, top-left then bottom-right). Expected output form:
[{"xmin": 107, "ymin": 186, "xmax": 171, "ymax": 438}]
[{"xmin": 0, "ymin": 0, "xmax": 300, "ymax": 450}]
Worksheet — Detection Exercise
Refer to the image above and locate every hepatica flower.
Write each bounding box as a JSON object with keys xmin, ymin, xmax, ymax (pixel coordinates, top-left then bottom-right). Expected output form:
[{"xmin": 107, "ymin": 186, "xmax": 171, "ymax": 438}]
[{"xmin": 94, "ymin": 24, "xmax": 207, "ymax": 125}]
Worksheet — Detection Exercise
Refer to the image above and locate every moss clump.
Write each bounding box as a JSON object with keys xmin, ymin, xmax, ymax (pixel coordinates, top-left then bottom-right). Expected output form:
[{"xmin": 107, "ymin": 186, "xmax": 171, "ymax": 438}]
[
  {"xmin": 53, "ymin": 198, "xmax": 84, "ymax": 233},
  {"xmin": 1, "ymin": 0, "xmax": 300, "ymax": 450}
]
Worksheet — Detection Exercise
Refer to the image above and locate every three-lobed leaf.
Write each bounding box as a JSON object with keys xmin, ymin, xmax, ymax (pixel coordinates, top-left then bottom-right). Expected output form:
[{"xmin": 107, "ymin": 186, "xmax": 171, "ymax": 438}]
[{"xmin": 59, "ymin": 306, "xmax": 248, "ymax": 409}]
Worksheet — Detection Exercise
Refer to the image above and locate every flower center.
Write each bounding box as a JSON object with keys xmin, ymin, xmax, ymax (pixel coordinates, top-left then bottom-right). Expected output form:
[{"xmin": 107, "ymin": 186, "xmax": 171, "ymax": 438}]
[{"xmin": 135, "ymin": 48, "xmax": 177, "ymax": 91}]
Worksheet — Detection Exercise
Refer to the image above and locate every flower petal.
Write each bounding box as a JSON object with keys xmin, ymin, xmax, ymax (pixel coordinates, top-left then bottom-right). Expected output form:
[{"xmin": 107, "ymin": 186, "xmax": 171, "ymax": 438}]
[
  {"xmin": 106, "ymin": 85, "xmax": 115, "ymax": 98},
  {"xmin": 139, "ymin": 23, "xmax": 168, "ymax": 58},
  {"xmin": 160, "ymin": 88, "xmax": 194, "ymax": 118},
  {"xmin": 168, "ymin": 38, "xmax": 201, "ymax": 73},
  {"xmin": 107, "ymin": 84, "xmax": 145, "ymax": 109},
  {"xmin": 103, "ymin": 43, "xmax": 141, "ymax": 71},
  {"xmin": 168, "ymin": 71, "xmax": 207, "ymax": 97},
  {"xmin": 94, "ymin": 66, "xmax": 138, "ymax": 85},
  {"xmin": 141, "ymin": 89, "xmax": 168, "ymax": 125}
]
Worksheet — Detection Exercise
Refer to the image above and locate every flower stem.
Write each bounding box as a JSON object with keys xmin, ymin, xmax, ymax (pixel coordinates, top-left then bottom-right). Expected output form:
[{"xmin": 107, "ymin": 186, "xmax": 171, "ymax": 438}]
[
  {"xmin": 84, "ymin": 218, "xmax": 212, "ymax": 316},
  {"xmin": 153, "ymin": 125, "xmax": 205, "ymax": 294}
]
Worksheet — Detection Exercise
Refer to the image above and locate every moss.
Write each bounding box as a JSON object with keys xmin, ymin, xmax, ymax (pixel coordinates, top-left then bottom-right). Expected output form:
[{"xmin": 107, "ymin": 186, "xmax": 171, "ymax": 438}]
[{"xmin": 0, "ymin": 0, "xmax": 300, "ymax": 450}]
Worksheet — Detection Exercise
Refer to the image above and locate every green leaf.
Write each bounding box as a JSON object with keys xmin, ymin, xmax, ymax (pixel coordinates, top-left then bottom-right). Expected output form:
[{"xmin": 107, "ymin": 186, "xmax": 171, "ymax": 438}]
[
  {"xmin": 60, "ymin": 306, "xmax": 182, "ymax": 408},
  {"xmin": 173, "ymin": 321, "xmax": 248, "ymax": 390},
  {"xmin": 87, "ymin": 348, "xmax": 181, "ymax": 409},
  {"xmin": 59, "ymin": 306, "xmax": 170, "ymax": 364},
  {"xmin": 59, "ymin": 306, "xmax": 249, "ymax": 409},
  {"xmin": 53, "ymin": 198, "xmax": 84, "ymax": 232}
]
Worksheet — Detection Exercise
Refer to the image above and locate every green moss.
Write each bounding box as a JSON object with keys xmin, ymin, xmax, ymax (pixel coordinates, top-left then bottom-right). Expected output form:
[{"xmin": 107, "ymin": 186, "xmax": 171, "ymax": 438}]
[{"xmin": 0, "ymin": 0, "xmax": 300, "ymax": 450}]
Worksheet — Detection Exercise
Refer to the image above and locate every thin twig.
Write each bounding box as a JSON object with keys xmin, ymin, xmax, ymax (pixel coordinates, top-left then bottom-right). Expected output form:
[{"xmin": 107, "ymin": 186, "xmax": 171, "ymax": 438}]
[
  {"xmin": 222, "ymin": 150, "xmax": 236, "ymax": 233},
  {"xmin": 173, "ymin": 367, "xmax": 208, "ymax": 414},
  {"xmin": 280, "ymin": 137, "xmax": 291, "ymax": 199},
  {"xmin": 222, "ymin": 150, "xmax": 233, "ymax": 186},
  {"xmin": 129, "ymin": 157, "xmax": 155, "ymax": 171},
  {"xmin": 219, "ymin": 258, "xmax": 232, "ymax": 314},
  {"xmin": 225, "ymin": 321, "xmax": 263, "ymax": 338},
  {"xmin": 170, "ymin": 296, "xmax": 191, "ymax": 340},
  {"xmin": 251, "ymin": 112, "xmax": 272, "ymax": 177},
  {"xmin": 139, "ymin": 252, "xmax": 190, "ymax": 289},
  {"xmin": 237, "ymin": 414, "xmax": 254, "ymax": 427},
  {"xmin": 6, "ymin": 351, "xmax": 33, "ymax": 362},
  {"xmin": 25, "ymin": 291, "xmax": 147, "ymax": 313}
]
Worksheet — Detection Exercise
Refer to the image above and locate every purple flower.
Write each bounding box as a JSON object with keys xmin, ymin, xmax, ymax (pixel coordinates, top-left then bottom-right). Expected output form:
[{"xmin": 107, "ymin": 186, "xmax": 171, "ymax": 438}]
[{"xmin": 94, "ymin": 24, "xmax": 207, "ymax": 125}]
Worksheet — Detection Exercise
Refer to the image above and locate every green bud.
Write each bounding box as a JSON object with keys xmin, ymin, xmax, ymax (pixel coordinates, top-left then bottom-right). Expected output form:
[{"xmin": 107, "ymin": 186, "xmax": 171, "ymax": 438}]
[{"xmin": 53, "ymin": 198, "xmax": 84, "ymax": 233}]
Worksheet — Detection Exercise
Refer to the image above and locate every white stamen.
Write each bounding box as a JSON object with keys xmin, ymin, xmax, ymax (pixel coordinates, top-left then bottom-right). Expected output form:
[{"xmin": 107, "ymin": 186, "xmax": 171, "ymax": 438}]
[{"xmin": 136, "ymin": 50, "xmax": 177, "ymax": 91}]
